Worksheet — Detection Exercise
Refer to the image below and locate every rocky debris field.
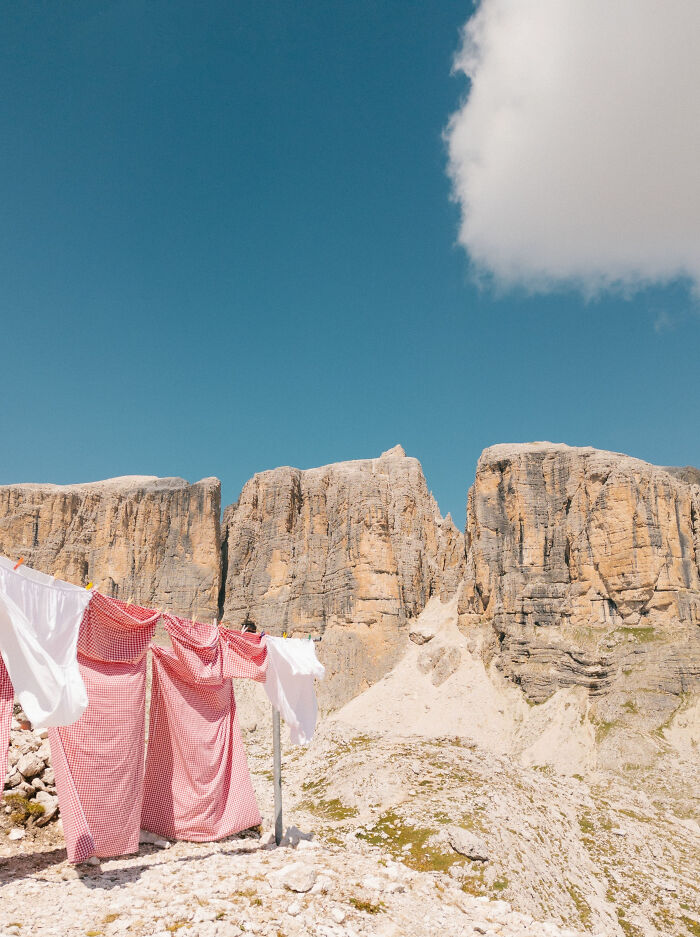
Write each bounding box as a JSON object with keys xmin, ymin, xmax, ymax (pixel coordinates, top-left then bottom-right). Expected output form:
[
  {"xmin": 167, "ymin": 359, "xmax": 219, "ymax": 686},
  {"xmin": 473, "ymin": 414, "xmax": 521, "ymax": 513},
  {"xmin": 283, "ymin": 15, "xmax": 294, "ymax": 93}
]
[
  {"xmin": 2, "ymin": 606, "xmax": 699, "ymax": 937},
  {"xmin": 2, "ymin": 705, "xmax": 59, "ymax": 836},
  {"xmin": 4, "ymin": 712, "xmax": 697, "ymax": 937},
  {"xmin": 249, "ymin": 725, "xmax": 700, "ymax": 937},
  {"xmin": 0, "ymin": 822, "xmax": 596, "ymax": 937}
]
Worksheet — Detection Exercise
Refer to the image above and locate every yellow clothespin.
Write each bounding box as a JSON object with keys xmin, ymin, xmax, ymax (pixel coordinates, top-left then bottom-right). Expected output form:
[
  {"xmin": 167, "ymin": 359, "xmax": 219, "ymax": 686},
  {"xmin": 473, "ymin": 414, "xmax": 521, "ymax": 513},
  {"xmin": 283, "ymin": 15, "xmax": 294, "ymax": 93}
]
[
  {"xmin": 283, "ymin": 631, "xmax": 288, "ymax": 639},
  {"xmin": 86, "ymin": 582, "xmax": 94, "ymax": 591}
]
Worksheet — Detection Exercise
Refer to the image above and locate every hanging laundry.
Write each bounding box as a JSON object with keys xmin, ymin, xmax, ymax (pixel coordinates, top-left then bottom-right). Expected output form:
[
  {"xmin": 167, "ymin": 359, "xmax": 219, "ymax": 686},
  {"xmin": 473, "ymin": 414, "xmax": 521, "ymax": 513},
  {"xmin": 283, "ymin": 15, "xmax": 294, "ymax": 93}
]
[
  {"xmin": 218, "ymin": 625, "xmax": 268, "ymax": 683},
  {"xmin": 1, "ymin": 657, "xmax": 12, "ymax": 790},
  {"xmin": 49, "ymin": 593, "xmax": 159, "ymax": 863},
  {"xmin": 0, "ymin": 555, "xmax": 92, "ymax": 729},
  {"xmin": 262, "ymin": 636, "xmax": 325, "ymax": 745},
  {"xmin": 141, "ymin": 616, "xmax": 267, "ymax": 841}
]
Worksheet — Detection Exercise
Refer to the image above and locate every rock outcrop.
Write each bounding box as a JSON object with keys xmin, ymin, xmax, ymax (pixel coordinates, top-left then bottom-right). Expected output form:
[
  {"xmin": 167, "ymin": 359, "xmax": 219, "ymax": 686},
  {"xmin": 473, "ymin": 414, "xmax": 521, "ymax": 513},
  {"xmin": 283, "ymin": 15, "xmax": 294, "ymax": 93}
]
[
  {"xmin": 461, "ymin": 442, "xmax": 700, "ymax": 756},
  {"xmin": 3, "ymin": 704, "xmax": 58, "ymax": 830},
  {"xmin": 1, "ymin": 443, "xmax": 698, "ymax": 747},
  {"xmin": 222, "ymin": 446, "xmax": 465, "ymax": 706},
  {"xmin": 0, "ymin": 476, "xmax": 222, "ymax": 621}
]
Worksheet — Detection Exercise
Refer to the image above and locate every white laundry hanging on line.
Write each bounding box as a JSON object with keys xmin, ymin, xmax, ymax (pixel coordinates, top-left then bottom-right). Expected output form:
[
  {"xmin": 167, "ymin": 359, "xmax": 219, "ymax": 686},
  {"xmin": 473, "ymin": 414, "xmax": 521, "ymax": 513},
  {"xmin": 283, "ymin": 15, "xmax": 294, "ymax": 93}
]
[
  {"xmin": 0, "ymin": 556, "xmax": 93, "ymax": 729},
  {"xmin": 262, "ymin": 635, "xmax": 325, "ymax": 745}
]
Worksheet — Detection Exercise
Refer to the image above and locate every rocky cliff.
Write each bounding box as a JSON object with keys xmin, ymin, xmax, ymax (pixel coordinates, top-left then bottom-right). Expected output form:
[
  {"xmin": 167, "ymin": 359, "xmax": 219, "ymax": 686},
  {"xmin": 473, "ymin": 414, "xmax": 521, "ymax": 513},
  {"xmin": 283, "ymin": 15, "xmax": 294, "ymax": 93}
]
[
  {"xmin": 0, "ymin": 476, "xmax": 222, "ymax": 621},
  {"xmin": 221, "ymin": 446, "xmax": 465, "ymax": 706},
  {"xmin": 460, "ymin": 442, "xmax": 700, "ymax": 763},
  {"xmin": 1, "ymin": 444, "xmax": 698, "ymax": 741}
]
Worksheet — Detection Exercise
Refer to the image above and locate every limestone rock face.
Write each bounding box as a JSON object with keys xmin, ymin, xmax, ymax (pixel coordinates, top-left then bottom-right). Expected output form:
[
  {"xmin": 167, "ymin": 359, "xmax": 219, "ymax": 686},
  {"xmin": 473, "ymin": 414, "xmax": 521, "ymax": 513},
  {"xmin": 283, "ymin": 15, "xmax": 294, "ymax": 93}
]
[
  {"xmin": 2, "ymin": 442, "xmax": 698, "ymax": 746},
  {"xmin": 222, "ymin": 446, "xmax": 465, "ymax": 706},
  {"xmin": 0, "ymin": 475, "xmax": 222, "ymax": 620},
  {"xmin": 462, "ymin": 443, "xmax": 700, "ymax": 733}
]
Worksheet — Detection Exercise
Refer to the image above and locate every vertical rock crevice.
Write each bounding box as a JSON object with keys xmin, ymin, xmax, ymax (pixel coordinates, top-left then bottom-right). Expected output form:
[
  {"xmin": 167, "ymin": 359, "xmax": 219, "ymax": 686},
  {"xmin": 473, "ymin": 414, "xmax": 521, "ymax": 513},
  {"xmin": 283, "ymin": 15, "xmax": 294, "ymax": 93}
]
[{"xmin": 218, "ymin": 513, "xmax": 230, "ymax": 622}]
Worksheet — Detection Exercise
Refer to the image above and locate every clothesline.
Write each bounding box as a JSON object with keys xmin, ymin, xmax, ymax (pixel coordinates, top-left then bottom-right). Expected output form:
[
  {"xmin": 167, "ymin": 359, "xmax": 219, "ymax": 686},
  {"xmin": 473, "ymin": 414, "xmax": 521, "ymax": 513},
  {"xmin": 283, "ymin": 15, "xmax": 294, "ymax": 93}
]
[{"xmin": 0, "ymin": 555, "xmax": 325, "ymax": 864}]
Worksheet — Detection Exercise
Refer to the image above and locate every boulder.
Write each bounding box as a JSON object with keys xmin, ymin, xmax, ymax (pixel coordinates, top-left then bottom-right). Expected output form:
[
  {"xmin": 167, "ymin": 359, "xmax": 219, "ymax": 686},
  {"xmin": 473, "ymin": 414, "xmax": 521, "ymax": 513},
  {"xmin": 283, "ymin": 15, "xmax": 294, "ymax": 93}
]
[
  {"xmin": 269, "ymin": 862, "xmax": 317, "ymax": 893},
  {"xmin": 16, "ymin": 752, "xmax": 44, "ymax": 780},
  {"xmin": 33, "ymin": 791, "xmax": 59, "ymax": 825},
  {"xmin": 448, "ymin": 827, "xmax": 490, "ymax": 862}
]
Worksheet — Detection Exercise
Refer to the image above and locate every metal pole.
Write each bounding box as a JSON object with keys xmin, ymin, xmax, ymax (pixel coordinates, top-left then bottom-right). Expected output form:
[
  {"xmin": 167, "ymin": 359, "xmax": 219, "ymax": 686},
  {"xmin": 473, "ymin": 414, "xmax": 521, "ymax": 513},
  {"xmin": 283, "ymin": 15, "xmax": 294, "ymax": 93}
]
[{"xmin": 273, "ymin": 707, "xmax": 283, "ymax": 845}]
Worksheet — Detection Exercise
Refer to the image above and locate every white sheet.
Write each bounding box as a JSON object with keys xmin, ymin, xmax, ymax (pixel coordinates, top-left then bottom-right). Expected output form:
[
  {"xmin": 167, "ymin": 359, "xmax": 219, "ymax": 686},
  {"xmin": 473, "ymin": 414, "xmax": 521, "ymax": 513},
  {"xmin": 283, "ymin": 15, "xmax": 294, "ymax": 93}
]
[{"xmin": 0, "ymin": 556, "xmax": 92, "ymax": 729}]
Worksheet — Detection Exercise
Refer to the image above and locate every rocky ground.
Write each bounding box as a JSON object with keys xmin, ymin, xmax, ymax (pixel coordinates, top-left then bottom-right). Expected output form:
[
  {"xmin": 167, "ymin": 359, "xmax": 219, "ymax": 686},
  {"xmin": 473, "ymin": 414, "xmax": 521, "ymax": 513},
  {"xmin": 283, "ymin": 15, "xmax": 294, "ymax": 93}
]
[
  {"xmin": 2, "ymin": 602, "xmax": 699, "ymax": 937},
  {"xmin": 2, "ymin": 705, "xmax": 59, "ymax": 830},
  {"xmin": 2, "ymin": 711, "xmax": 698, "ymax": 937},
  {"xmin": 0, "ymin": 823, "xmax": 594, "ymax": 937}
]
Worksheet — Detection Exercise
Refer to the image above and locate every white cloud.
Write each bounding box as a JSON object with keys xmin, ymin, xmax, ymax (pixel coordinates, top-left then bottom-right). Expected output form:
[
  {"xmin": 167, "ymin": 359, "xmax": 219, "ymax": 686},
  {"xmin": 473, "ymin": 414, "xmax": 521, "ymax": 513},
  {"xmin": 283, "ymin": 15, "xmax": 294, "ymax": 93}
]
[{"xmin": 445, "ymin": 0, "xmax": 700, "ymax": 294}]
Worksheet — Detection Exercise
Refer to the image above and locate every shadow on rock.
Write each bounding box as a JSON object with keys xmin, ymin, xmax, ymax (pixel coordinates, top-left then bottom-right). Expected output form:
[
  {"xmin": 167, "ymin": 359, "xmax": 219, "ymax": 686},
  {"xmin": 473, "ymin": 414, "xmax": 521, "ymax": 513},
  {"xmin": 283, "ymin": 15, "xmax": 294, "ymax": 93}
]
[{"xmin": 0, "ymin": 846, "xmax": 67, "ymax": 882}]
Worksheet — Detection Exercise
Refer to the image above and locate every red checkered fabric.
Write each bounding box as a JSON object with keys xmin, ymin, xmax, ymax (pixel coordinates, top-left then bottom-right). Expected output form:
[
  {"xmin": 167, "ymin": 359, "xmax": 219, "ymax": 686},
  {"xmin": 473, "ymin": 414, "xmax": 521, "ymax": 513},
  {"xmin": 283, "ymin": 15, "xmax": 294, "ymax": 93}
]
[
  {"xmin": 219, "ymin": 626, "xmax": 268, "ymax": 680},
  {"xmin": 49, "ymin": 593, "xmax": 159, "ymax": 863},
  {"xmin": 0, "ymin": 657, "xmax": 12, "ymax": 790},
  {"xmin": 141, "ymin": 615, "xmax": 267, "ymax": 841}
]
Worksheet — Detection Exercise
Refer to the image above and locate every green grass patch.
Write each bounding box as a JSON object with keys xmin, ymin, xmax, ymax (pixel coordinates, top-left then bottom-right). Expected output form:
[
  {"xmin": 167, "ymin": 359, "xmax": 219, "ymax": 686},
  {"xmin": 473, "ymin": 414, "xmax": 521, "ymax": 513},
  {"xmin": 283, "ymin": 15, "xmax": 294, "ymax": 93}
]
[
  {"xmin": 356, "ymin": 810, "xmax": 463, "ymax": 874},
  {"xmin": 616, "ymin": 906, "xmax": 643, "ymax": 937},
  {"xmin": 349, "ymin": 896, "xmax": 385, "ymax": 914},
  {"xmin": 4, "ymin": 793, "xmax": 45, "ymax": 826},
  {"xmin": 301, "ymin": 776, "xmax": 328, "ymax": 793},
  {"xmin": 301, "ymin": 798, "xmax": 358, "ymax": 821},
  {"xmin": 565, "ymin": 881, "xmax": 591, "ymax": 926},
  {"xmin": 460, "ymin": 867, "xmax": 487, "ymax": 897},
  {"xmin": 617, "ymin": 627, "xmax": 658, "ymax": 643},
  {"xmin": 333, "ymin": 735, "xmax": 374, "ymax": 756},
  {"xmin": 592, "ymin": 718, "xmax": 618, "ymax": 741}
]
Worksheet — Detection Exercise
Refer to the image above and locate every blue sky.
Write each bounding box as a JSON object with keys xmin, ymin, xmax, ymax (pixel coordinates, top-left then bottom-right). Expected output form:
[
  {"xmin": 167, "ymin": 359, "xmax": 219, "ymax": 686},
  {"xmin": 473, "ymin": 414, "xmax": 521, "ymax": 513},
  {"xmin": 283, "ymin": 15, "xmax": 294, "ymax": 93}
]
[{"xmin": 1, "ymin": 1, "xmax": 698, "ymax": 524}]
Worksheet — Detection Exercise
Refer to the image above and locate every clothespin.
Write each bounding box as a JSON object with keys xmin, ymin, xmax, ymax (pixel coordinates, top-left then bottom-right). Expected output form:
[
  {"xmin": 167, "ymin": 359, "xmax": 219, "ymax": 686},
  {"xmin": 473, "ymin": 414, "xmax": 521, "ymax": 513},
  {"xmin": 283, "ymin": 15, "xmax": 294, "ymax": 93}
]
[
  {"xmin": 282, "ymin": 631, "xmax": 287, "ymax": 639},
  {"xmin": 86, "ymin": 582, "xmax": 94, "ymax": 591},
  {"xmin": 13, "ymin": 557, "xmax": 24, "ymax": 571}
]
